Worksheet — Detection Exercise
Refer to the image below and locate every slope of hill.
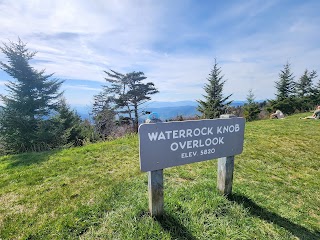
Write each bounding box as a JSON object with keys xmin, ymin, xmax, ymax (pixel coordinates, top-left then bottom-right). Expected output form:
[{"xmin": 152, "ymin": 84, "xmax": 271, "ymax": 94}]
[{"xmin": 0, "ymin": 113, "xmax": 319, "ymax": 239}]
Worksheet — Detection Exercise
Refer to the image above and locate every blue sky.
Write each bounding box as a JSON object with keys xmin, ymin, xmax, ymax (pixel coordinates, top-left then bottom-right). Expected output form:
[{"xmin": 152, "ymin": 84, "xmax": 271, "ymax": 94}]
[{"xmin": 0, "ymin": 0, "xmax": 319, "ymax": 107}]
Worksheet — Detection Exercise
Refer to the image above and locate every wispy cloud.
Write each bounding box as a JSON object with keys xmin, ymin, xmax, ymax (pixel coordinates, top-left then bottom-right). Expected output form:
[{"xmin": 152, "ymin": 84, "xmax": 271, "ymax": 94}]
[
  {"xmin": 0, "ymin": 80, "xmax": 8, "ymax": 86},
  {"xmin": 63, "ymin": 85, "xmax": 101, "ymax": 92},
  {"xmin": 0, "ymin": 0, "xmax": 319, "ymax": 105}
]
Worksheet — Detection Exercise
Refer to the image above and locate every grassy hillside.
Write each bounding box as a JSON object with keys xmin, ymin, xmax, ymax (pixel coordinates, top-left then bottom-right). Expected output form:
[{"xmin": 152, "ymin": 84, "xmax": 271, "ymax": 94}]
[{"xmin": 0, "ymin": 113, "xmax": 319, "ymax": 239}]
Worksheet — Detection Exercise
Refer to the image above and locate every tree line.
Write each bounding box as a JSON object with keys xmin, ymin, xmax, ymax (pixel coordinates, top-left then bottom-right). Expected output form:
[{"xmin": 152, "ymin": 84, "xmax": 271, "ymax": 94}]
[
  {"xmin": 195, "ymin": 60, "xmax": 320, "ymax": 122},
  {"xmin": 0, "ymin": 39, "xmax": 319, "ymax": 154},
  {"xmin": 0, "ymin": 39, "xmax": 159, "ymax": 154},
  {"xmin": 270, "ymin": 62, "xmax": 319, "ymax": 114}
]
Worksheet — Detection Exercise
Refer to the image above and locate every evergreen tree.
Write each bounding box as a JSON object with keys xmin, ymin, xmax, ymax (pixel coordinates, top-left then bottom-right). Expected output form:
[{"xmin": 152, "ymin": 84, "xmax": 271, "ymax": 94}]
[
  {"xmin": 243, "ymin": 89, "xmax": 260, "ymax": 121},
  {"xmin": 54, "ymin": 99, "xmax": 88, "ymax": 146},
  {"xmin": 92, "ymin": 93, "xmax": 116, "ymax": 140},
  {"xmin": 33, "ymin": 101, "xmax": 89, "ymax": 149},
  {"xmin": 197, "ymin": 59, "xmax": 232, "ymax": 119},
  {"xmin": 275, "ymin": 62, "xmax": 295, "ymax": 101},
  {"xmin": 295, "ymin": 69, "xmax": 317, "ymax": 98},
  {"xmin": 310, "ymin": 79, "xmax": 320, "ymax": 107},
  {"xmin": 121, "ymin": 71, "xmax": 159, "ymax": 132},
  {"xmin": 0, "ymin": 39, "xmax": 63, "ymax": 153},
  {"xmin": 96, "ymin": 70, "xmax": 159, "ymax": 132}
]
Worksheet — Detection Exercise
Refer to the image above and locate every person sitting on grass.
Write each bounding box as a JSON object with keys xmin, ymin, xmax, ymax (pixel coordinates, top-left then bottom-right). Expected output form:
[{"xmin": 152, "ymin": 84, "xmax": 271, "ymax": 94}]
[
  {"xmin": 300, "ymin": 105, "xmax": 320, "ymax": 119},
  {"xmin": 270, "ymin": 109, "xmax": 285, "ymax": 119}
]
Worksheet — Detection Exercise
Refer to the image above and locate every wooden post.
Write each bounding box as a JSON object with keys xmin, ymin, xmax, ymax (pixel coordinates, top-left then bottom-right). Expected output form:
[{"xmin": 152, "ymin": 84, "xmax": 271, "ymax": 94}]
[
  {"xmin": 148, "ymin": 169, "xmax": 164, "ymax": 217},
  {"xmin": 145, "ymin": 116, "xmax": 164, "ymax": 217},
  {"xmin": 217, "ymin": 156, "xmax": 234, "ymax": 195},
  {"xmin": 217, "ymin": 114, "xmax": 236, "ymax": 195}
]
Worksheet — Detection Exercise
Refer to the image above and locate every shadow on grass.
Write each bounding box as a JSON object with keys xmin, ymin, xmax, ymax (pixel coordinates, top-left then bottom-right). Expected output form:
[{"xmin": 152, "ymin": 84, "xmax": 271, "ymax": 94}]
[
  {"xmin": 155, "ymin": 213, "xmax": 197, "ymax": 240},
  {"xmin": 228, "ymin": 193, "xmax": 320, "ymax": 240},
  {"xmin": 5, "ymin": 150, "xmax": 58, "ymax": 169}
]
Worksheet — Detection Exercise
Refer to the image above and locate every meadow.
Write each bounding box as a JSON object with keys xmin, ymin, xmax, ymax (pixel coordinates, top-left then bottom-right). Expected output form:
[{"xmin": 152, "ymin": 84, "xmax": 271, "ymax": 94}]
[{"xmin": 0, "ymin": 113, "xmax": 319, "ymax": 239}]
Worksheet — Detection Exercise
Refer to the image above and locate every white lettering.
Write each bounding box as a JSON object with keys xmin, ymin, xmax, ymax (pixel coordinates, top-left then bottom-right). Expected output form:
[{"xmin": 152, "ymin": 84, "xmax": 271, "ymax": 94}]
[
  {"xmin": 172, "ymin": 130, "xmax": 178, "ymax": 139},
  {"xmin": 205, "ymin": 138, "xmax": 211, "ymax": 146},
  {"xmin": 165, "ymin": 131, "xmax": 172, "ymax": 139},
  {"xmin": 148, "ymin": 132, "xmax": 158, "ymax": 141},
  {"xmin": 186, "ymin": 129, "xmax": 192, "ymax": 137},
  {"xmin": 194, "ymin": 128, "xmax": 200, "ymax": 136},
  {"xmin": 179, "ymin": 129, "xmax": 186, "ymax": 138},
  {"xmin": 158, "ymin": 131, "xmax": 166, "ymax": 140},
  {"xmin": 217, "ymin": 125, "xmax": 240, "ymax": 134},
  {"xmin": 212, "ymin": 137, "xmax": 219, "ymax": 145},
  {"xmin": 170, "ymin": 142, "xmax": 178, "ymax": 151},
  {"xmin": 148, "ymin": 124, "xmax": 237, "ymax": 146},
  {"xmin": 193, "ymin": 140, "xmax": 199, "ymax": 148},
  {"xmin": 179, "ymin": 141, "xmax": 186, "ymax": 149},
  {"xmin": 181, "ymin": 151, "xmax": 198, "ymax": 158}
]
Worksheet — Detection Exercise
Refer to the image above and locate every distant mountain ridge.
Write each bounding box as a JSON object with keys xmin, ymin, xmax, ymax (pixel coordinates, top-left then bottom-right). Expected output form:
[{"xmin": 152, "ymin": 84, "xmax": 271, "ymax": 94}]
[
  {"xmin": 73, "ymin": 100, "xmax": 249, "ymax": 121},
  {"xmin": 141, "ymin": 105, "xmax": 199, "ymax": 121},
  {"xmin": 142, "ymin": 100, "xmax": 247, "ymax": 108},
  {"xmin": 142, "ymin": 101, "xmax": 198, "ymax": 108},
  {"xmin": 140, "ymin": 101, "xmax": 247, "ymax": 120}
]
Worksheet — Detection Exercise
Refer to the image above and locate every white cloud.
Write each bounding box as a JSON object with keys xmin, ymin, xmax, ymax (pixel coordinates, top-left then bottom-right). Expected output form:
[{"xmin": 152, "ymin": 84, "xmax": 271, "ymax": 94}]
[
  {"xmin": 0, "ymin": 0, "xmax": 162, "ymax": 79},
  {"xmin": 63, "ymin": 85, "xmax": 101, "ymax": 92},
  {"xmin": 0, "ymin": 0, "xmax": 319, "ymax": 105},
  {"xmin": 0, "ymin": 80, "xmax": 8, "ymax": 86}
]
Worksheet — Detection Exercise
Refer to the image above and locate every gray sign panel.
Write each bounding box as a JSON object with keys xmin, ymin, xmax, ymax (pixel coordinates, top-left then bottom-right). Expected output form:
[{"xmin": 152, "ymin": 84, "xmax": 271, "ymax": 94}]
[{"xmin": 139, "ymin": 118, "xmax": 245, "ymax": 172}]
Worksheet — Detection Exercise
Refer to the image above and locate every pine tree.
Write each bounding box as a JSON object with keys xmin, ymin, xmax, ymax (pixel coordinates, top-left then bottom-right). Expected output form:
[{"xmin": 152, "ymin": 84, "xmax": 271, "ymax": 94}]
[
  {"xmin": 92, "ymin": 93, "xmax": 116, "ymax": 140},
  {"xmin": 95, "ymin": 70, "xmax": 159, "ymax": 133},
  {"xmin": 292, "ymin": 69, "xmax": 318, "ymax": 111},
  {"xmin": 310, "ymin": 79, "xmax": 320, "ymax": 107},
  {"xmin": 275, "ymin": 62, "xmax": 295, "ymax": 101},
  {"xmin": 197, "ymin": 59, "xmax": 232, "ymax": 119},
  {"xmin": 243, "ymin": 89, "xmax": 260, "ymax": 121},
  {"xmin": 0, "ymin": 39, "xmax": 63, "ymax": 153},
  {"xmin": 122, "ymin": 71, "xmax": 159, "ymax": 132},
  {"xmin": 295, "ymin": 69, "xmax": 317, "ymax": 98},
  {"xmin": 55, "ymin": 99, "xmax": 88, "ymax": 146}
]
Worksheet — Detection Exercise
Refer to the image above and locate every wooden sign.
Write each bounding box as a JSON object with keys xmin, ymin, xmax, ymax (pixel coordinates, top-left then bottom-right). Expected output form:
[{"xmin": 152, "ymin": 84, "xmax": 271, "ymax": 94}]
[
  {"xmin": 138, "ymin": 116, "xmax": 245, "ymax": 216},
  {"xmin": 139, "ymin": 118, "xmax": 245, "ymax": 172}
]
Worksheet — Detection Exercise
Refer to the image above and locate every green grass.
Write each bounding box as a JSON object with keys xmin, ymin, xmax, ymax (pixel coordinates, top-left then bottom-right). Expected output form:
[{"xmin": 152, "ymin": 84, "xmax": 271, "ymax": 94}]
[{"xmin": 0, "ymin": 113, "xmax": 319, "ymax": 239}]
